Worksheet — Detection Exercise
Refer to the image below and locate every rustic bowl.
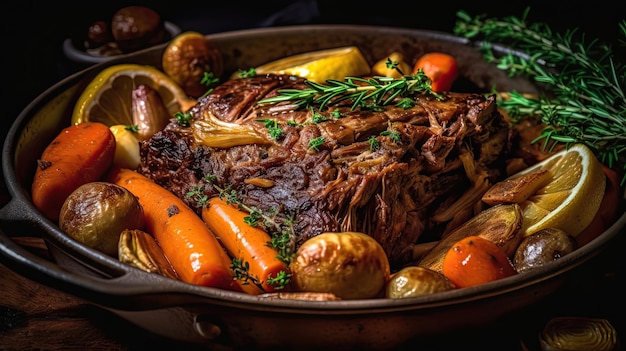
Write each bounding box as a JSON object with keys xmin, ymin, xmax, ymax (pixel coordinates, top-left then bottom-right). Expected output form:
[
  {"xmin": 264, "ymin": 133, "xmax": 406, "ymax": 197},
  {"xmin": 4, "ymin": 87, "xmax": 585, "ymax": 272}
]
[{"xmin": 1, "ymin": 25, "xmax": 624, "ymax": 350}]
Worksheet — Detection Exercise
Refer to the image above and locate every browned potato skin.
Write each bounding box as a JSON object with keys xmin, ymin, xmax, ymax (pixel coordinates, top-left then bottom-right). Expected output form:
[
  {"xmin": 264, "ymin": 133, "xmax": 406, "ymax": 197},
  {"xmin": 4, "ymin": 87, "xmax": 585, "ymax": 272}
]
[
  {"xmin": 514, "ymin": 228, "xmax": 578, "ymax": 273},
  {"xmin": 289, "ymin": 232, "xmax": 390, "ymax": 300},
  {"xmin": 59, "ymin": 182, "xmax": 145, "ymax": 257},
  {"xmin": 386, "ymin": 266, "xmax": 455, "ymax": 298},
  {"xmin": 162, "ymin": 32, "xmax": 224, "ymax": 98}
]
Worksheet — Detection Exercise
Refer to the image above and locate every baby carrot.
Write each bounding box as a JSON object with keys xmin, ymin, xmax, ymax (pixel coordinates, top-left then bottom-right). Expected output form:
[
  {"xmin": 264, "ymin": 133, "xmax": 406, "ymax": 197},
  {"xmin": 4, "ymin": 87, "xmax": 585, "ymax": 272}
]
[
  {"xmin": 442, "ymin": 235, "xmax": 517, "ymax": 288},
  {"xmin": 107, "ymin": 167, "xmax": 239, "ymax": 291},
  {"xmin": 202, "ymin": 196, "xmax": 289, "ymax": 294},
  {"xmin": 31, "ymin": 122, "xmax": 116, "ymax": 221}
]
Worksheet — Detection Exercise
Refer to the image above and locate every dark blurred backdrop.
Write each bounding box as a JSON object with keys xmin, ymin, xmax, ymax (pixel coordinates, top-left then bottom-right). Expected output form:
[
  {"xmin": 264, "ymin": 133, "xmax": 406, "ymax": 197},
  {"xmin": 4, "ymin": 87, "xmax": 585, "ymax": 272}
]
[{"xmin": 3, "ymin": 0, "xmax": 623, "ymax": 138}]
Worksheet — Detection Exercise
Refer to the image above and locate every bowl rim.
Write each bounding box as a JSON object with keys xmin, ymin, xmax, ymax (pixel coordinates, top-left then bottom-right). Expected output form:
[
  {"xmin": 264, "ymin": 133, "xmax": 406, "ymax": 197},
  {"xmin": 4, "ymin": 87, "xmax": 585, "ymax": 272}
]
[{"xmin": 62, "ymin": 21, "xmax": 182, "ymax": 64}]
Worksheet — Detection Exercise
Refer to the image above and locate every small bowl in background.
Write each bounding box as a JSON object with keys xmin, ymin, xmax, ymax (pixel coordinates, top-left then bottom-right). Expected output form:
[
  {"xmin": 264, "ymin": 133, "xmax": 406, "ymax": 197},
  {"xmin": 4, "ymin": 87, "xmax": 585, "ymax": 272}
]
[{"xmin": 62, "ymin": 21, "xmax": 181, "ymax": 64}]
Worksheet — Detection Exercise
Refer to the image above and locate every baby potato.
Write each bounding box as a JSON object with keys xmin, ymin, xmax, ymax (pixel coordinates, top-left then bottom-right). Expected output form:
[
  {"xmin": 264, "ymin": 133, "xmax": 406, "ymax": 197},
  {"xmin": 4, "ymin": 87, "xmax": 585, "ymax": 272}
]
[
  {"xmin": 162, "ymin": 31, "xmax": 223, "ymax": 98},
  {"xmin": 289, "ymin": 232, "xmax": 390, "ymax": 299},
  {"xmin": 514, "ymin": 228, "xmax": 578, "ymax": 273},
  {"xmin": 386, "ymin": 266, "xmax": 455, "ymax": 299},
  {"xmin": 59, "ymin": 182, "xmax": 145, "ymax": 257}
]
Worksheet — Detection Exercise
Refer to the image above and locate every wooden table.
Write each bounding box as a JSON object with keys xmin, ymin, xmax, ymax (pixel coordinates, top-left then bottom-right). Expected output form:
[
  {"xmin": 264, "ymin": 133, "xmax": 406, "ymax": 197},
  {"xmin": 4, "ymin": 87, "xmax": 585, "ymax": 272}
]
[{"xmin": 0, "ymin": 246, "xmax": 206, "ymax": 350}]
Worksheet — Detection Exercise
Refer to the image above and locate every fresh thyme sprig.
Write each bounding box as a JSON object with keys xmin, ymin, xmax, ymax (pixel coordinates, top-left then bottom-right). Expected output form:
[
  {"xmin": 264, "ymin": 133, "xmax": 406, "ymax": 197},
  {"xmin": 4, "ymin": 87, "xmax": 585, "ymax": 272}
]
[
  {"xmin": 199, "ymin": 71, "xmax": 220, "ymax": 99},
  {"xmin": 454, "ymin": 8, "xmax": 626, "ymax": 184},
  {"xmin": 257, "ymin": 71, "xmax": 443, "ymax": 111},
  {"xmin": 174, "ymin": 111, "xmax": 193, "ymax": 127}
]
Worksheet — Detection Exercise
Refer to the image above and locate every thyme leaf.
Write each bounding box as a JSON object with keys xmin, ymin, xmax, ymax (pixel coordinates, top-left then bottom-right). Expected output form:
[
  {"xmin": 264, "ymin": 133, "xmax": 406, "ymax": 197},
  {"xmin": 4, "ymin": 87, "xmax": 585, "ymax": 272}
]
[
  {"xmin": 308, "ymin": 136, "xmax": 325, "ymax": 151},
  {"xmin": 368, "ymin": 136, "xmax": 380, "ymax": 152},
  {"xmin": 256, "ymin": 118, "xmax": 284, "ymax": 139},
  {"xmin": 174, "ymin": 111, "xmax": 193, "ymax": 127}
]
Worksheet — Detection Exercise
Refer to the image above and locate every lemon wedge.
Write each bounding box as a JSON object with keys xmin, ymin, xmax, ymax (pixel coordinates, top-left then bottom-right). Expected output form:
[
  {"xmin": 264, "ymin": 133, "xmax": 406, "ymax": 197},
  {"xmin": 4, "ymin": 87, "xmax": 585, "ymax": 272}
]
[
  {"xmin": 482, "ymin": 144, "xmax": 606, "ymax": 237},
  {"xmin": 72, "ymin": 64, "xmax": 196, "ymax": 126},
  {"xmin": 252, "ymin": 46, "xmax": 371, "ymax": 83}
]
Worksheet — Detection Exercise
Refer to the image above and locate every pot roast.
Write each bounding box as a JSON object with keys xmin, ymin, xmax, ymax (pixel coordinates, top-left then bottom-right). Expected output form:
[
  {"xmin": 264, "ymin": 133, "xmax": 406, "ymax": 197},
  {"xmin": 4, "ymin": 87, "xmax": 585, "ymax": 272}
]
[{"xmin": 138, "ymin": 73, "xmax": 511, "ymax": 268}]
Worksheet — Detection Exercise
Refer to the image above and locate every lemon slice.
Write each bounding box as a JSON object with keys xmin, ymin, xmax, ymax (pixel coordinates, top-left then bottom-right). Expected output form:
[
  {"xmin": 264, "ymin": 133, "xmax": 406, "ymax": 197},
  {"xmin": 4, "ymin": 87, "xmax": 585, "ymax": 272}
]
[
  {"xmin": 483, "ymin": 144, "xmax": 606, "ymax": 237},
  {"xmin": 253, "ymin": 46, "xmax": 371, "ymax": 83},
  {"xmin": 72, "ymin": 63, "xmax": 195, "ymax": 126}
]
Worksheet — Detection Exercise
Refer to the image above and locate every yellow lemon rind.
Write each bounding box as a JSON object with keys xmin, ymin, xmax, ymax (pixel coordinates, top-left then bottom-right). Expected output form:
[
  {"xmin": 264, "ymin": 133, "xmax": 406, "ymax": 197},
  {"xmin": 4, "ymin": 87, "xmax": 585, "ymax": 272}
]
[
  {"xmin": 522, "ymin": 144, "xmax": 606, "ymax": 237},
  {"xmin": 72, "ymin": 64, "xmax": 191, "ymax": 127},
  {"xmin": 252, "ymin": 46, "xmax": 371, "ymax": 83}
]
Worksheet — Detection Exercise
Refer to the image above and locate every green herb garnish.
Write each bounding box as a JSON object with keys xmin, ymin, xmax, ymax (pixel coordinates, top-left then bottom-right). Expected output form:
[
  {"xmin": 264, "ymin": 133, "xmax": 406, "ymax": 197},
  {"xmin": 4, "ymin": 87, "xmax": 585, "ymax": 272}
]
[
  {"xmin": 257, "ymin": 71, "xmax": 443, "ymax": 111},
  {"xmin": 174, "ymin": 111, "xmax": 193, "ymax": 127},
  {"xmin": 455, "ymin": 8, "xmax": 626, "ymax": 184},
  {"xmin": 237, "ymin": 68, "xmax": 257, "ymax": 78},
  {"xmin": 256, "ymin": 118, "xmax": 285, "ymax": 139},
  {"xmin": 308, "ymin": 136, "xmax": 325, "ymax": 151},
  {"xmin": 368, "ymin": 136, "xmax": 380, "ymax": 152}
]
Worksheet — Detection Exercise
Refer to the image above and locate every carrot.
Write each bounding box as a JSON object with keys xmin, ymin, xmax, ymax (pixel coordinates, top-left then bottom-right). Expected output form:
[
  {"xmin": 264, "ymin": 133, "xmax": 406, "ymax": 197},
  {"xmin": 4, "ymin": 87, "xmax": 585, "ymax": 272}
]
[
  {"xmin": 31, "ymin": 122, "xmax": 116, "ymax": 222},
  {"xmin": 412, "ymin": 52, "xmax": 459, "ymax": 92},
  {"xmin": 202, "ymin": 196, "xmax": 289, "ymax": 294},
  {"xmin": 442, "ymin": 235, "xmax": 517, "ymax": 288},
  {"xmin": 107, "ymin": 167, "xmax": 239, "ymax": 291}
]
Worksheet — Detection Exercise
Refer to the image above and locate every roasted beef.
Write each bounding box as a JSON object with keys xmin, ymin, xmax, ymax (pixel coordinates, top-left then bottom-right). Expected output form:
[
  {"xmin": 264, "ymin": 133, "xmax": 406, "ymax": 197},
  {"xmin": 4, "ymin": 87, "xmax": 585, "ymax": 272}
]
[{"xmin": 138, "ymin": 74, "xmax": 511, "ymax": 268}]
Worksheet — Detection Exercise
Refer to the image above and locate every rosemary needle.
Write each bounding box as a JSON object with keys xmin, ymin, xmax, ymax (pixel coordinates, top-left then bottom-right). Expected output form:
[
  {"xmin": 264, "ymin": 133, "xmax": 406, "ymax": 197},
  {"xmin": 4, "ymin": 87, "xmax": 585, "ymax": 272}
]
[
  {"xmin": 257, "ymin": 72, "xmax": 442, "ymax": 111},
  {"xmin": 454, "ymin": 8, "xmax": 626, "ymax": 185}
]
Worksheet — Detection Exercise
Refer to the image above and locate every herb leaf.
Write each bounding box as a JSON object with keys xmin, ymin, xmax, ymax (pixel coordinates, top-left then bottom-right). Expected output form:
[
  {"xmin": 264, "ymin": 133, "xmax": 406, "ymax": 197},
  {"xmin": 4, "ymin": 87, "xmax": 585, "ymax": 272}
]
[
  {"xmin": 257, "ymin": 72, "xmax": 443, "ymax": 111},
  {"xmin": 455, "ymin": 8, "xmax": 626, "ymax": 185}
]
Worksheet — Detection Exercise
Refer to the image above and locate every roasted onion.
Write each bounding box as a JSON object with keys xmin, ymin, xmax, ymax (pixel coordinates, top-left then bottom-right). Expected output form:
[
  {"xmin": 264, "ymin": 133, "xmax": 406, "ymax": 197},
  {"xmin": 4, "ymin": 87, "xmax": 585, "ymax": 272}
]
[{"xmin": 538, "ymin": 317, "xmax": 618, "ymax": 351}]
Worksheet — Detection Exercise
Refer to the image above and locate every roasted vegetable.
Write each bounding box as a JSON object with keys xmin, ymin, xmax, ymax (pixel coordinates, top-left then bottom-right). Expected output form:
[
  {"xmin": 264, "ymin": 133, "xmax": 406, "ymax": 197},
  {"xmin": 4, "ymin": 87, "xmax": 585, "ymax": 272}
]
[
  {"xmin": 411, "ymin": 52, "xmax": 459, "ymax": 92},
  {"xmin": 442, "ymin": 235, "xmax": 517, "ymax": 288},
  {"xmin": 31, "ymin": 122, "xmax": 116, "ymax": 222},
  {"xmin": 118, "ymin": 228, "xmax": 179, "ymax": 279},
  {"xmin": 386, "ymin": 266, "xmax": 455, "ymax": 298},
  {"xmin": 538, "ymin": 317, "xmax": 618, "ymax": 351},
  {"xmin": 59, "ymin": 182, "xmax": 144, "ymax": 257},
  {"xmin": 107, "ymin": 167, "xmax": 240, "ymax": 290},
  {"xmin": 162, "ymin": 31, "xmax": 223, "ymax": 98},
  {"xmin": 131, "ymin": 84, "xmax": 171, "ymax": 141},
  {"xmin": 109, "ymin": 125, "xmax": 141, "ymax": 170},
  {"xmin": 418, "ymin": 204, "xmax": 524, "ymax": 273},
  {"xmin": 202, "ymin": 196, "xmax": 289, "ymax": 294},
  {"xmin": 111, "ymin": 6, "xmax": 165, "ymax": 53},
  {"xmin": 289, "ymin": 232, "xmax": 390, "ymax": 299},
  {"xmin": 372, "ymin": 51, "xmax": 411, "ymax": 78},
  {"xmin": 513, "ymin": 228, "xmax": 577, "ymax": 273}
]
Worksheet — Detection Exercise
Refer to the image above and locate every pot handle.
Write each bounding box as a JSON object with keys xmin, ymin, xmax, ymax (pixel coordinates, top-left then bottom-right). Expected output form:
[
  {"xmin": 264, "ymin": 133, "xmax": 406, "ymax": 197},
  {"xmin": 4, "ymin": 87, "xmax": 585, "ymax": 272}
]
[
  {"xmin": 0, "ymin": 225, "xmax": 237, "ymax": 347},
  {"xmin": 0, "ymin": 197, "xmax": 212, "ymax": 311}
]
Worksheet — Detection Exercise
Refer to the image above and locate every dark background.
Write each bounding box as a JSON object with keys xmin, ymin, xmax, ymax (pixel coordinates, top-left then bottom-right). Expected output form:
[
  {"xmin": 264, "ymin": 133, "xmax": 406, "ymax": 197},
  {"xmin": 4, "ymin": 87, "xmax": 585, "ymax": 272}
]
[
  {"xmin": 2, "ymin": 0, "xmax": 623, "ymax": 139},
  {"xmin": 0, "ymin": 2, "xmax": 623, "ymax": 349}
]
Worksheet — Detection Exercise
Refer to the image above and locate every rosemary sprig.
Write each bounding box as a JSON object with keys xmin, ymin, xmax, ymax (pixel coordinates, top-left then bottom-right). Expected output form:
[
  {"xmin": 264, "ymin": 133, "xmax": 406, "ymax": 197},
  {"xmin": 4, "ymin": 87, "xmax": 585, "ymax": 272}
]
[
  {"xmin": 257, "ymin": 71, "xmax": 443, "ymax": 111},
  {"xmin": 454, "ymin": 8, "xmax": 626, "ymax": 185}
]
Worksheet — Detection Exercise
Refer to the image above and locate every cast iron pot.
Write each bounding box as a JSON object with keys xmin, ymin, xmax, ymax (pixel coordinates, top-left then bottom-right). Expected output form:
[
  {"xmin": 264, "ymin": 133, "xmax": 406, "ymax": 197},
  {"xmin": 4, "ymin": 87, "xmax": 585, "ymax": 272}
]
[{"xmin": 1, "ymin": 25, "xmax": 625, "ymax": 350}]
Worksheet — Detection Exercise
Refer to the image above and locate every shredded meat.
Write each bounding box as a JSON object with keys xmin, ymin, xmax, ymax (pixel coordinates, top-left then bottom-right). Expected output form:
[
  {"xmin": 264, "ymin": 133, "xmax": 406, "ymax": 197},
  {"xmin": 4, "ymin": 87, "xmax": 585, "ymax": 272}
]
[{"xmin": 138, "ymin": 74, "xmax": 511, "ymax": 268}]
